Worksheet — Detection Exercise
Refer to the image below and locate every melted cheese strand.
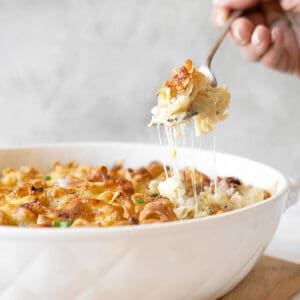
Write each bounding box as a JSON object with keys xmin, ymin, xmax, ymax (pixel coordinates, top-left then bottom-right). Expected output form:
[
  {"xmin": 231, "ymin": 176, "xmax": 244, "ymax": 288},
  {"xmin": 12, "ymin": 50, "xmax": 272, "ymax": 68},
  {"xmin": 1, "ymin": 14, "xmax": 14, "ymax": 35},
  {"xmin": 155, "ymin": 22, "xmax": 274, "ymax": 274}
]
[
  {"xmin": 190, "ymin": 122, "xmax": 197, "ymax": 208},
  {"xmin": 157, "ymin": 126, "xmax": 168, "ymax": 176},
  {"xmin": 212, "ymin": 130, "xmax": 218, "ymax": 196}
]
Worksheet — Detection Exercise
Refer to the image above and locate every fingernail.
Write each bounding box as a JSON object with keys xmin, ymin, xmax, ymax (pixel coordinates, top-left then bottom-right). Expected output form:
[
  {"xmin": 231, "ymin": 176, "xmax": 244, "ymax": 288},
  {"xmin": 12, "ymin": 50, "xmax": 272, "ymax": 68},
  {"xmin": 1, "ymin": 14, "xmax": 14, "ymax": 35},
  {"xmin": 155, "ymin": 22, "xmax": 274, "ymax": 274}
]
[
  {"xmin": 252, "ymin": 30, "xmax": 261, "ymax": 46},
  {"xmin": 233, "ymin": 26, "xmax": 243, "ymax": 42},
  {"xmin": 215, "ymin": 11, "xmax": 227, "ymax": 27}
]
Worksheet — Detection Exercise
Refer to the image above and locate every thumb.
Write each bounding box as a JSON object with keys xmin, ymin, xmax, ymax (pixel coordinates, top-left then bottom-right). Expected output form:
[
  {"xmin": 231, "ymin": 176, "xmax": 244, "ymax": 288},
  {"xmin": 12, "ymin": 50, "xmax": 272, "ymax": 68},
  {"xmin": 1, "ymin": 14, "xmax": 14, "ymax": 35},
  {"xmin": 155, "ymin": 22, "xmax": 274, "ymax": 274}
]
[{"xmin": 213, "ymin": 0, "xmax": 262, "ymax": 10}]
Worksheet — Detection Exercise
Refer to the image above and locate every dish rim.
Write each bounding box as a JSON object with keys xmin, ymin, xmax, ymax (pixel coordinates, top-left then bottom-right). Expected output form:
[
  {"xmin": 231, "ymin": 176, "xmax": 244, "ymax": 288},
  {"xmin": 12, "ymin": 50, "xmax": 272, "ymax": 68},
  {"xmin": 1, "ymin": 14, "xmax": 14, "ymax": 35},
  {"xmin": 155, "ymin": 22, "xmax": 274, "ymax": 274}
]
[{"xmin": 0, "ymin": 142, "xmax": 290, "ymax": 238}]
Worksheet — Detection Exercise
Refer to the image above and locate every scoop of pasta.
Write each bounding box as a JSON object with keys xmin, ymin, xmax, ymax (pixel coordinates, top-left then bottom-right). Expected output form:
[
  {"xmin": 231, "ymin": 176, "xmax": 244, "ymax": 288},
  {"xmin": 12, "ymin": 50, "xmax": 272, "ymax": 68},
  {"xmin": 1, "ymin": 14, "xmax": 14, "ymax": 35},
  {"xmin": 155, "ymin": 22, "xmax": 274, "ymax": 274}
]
[{"xmin": 150, "ymin": 59, "xmax": 230, "ymax": 135}]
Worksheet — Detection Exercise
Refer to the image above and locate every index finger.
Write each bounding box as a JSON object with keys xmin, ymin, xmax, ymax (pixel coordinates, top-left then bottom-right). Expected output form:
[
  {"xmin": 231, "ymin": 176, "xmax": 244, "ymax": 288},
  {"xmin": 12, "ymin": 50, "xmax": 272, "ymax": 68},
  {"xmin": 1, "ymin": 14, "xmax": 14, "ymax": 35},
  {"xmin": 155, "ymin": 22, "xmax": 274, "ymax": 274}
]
[{"xmin": 213, "ymin": 0, "xmax": 262, "ymax": 10}]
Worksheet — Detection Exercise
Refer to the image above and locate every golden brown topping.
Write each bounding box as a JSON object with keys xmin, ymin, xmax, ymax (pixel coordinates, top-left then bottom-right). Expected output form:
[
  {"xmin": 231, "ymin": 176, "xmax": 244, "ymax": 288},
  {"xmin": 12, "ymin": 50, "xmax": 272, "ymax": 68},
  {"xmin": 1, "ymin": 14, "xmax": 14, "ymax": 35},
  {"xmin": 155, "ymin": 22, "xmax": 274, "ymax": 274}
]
[
  {"xmin": 109, "ymin": 160, "xmax": 124, "ymax": 177},
  {"xmin": 13, "ymin": 207, "xmax": 37, "ymax": 226},
  {"xmin": 46, "ymin": 187, "xmax": 68, "ymax": 199},
  {"xmin": 108, "ymin": 178, "xmax": 134, "ymax": 195},
  {"xmin": 139, "ymin": 197, "xmax": 178, "ymax": 224},
  {"xmin": 0, "ymin": 160, "xmax": 271, "ymax": 227},
  {"xmin": 110, "ymin": 190, "xmax": 136, "ymax": 220},
  {"xmin": 55, "ymin": 197, "xmax": 95, "ymax": 221},
  {"xmin": 89, "ymin": 166, "xmax": 108, "ymax": 182},
  {"xmin": 8, "ymin": 184, "xmax": 31, "ymax": 199},
  {"xmin": 36, "ymin": 215, "xmax": 53, "ymax": 226},
  {"xmin": 181, "ymin": 168, "xmax": 211, "ymax": 195},
  {"xmin": 72, "ymin": 218, "xmax": 99, "ymax": 227},
  {"xmin": 123, "ymin": 167, "xmax": 153, "ymax": 193},
  {"xmin": 146, "ymin": 161, "xmax": 165, "ymax": 178},
  {"xmin": 158, "ymin": 59, "xmax": 197, "ymax": 99},
  {"xmin": 31, "ymin": 180, "xmax": 47, "ymax": 192},
  {"xmin": 67, "ymin": 161, "xmax": 78, "ymax": 168},
  {"xmin": 264, "ymin": 190, "xmax": 271, "ymax": 199},
  {"xmin": 51, "ymin": 161, "xmax": 60, "ymax": 169},
  {"xmin": 20, "ymin": 198, "xmax": 47, "ymax": 215},
  {"xmin": 209, "ymin": 204, "xmax": 224, "ymax": 215},
  {"xmin": 0, "ymin": 210, "xmax": 8, "ymax": 225},
  {"xmin": 225, "ymin": 177, "xmax": 242, "ymax": 188}
]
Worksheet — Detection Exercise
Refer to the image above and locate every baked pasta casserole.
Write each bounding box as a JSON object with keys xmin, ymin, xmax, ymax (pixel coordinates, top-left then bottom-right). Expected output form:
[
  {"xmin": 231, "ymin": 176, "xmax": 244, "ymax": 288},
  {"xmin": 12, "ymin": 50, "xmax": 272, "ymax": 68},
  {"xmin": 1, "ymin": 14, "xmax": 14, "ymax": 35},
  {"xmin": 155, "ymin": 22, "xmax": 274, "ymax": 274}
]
[
  {"xmin": 0, "ymin": 161, "xmax": 270, "ymax": 227},
  {"xmin": 150, "ymin": 59, "xmax": 230, "ymax": 135}
]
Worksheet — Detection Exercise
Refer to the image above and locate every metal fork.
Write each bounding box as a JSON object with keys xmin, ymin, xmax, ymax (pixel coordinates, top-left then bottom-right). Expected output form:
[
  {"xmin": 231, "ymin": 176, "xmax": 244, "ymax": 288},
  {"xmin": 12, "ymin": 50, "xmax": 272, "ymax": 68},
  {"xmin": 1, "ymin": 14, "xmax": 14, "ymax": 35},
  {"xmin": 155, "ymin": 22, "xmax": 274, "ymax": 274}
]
[
  {"xmin": 199, "ymin": 10, "xmax": 243, "ymax": 87},
  {"xmin": 180, "ymin": 10, "xmax": 243, "ymax": 122},
  {"xmin": 151, "ymin": 10, "xmax": 243, "ymax": 126}
]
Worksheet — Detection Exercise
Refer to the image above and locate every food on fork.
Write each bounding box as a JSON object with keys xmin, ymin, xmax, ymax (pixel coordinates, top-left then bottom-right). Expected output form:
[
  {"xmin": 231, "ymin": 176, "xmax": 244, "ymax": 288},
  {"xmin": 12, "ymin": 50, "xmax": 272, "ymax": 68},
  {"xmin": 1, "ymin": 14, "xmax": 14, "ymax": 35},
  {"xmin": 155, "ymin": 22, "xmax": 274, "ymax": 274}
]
[
  {"xmin": 0, "ymin": 161, "xmax": 270, "ymax": 227},
  {"xmin": 150, "ymin": 59, "xmax": 230, "ymax": 135}
]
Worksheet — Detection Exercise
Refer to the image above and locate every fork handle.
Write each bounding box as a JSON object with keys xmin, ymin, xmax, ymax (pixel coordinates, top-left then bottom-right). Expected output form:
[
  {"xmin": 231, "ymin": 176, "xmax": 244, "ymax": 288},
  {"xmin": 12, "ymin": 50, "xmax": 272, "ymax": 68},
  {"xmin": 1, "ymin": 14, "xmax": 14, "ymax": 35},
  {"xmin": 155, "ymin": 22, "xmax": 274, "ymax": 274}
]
[{"xmin": 205, "ymin": 10, "xmax": 243, "ymax": 68}]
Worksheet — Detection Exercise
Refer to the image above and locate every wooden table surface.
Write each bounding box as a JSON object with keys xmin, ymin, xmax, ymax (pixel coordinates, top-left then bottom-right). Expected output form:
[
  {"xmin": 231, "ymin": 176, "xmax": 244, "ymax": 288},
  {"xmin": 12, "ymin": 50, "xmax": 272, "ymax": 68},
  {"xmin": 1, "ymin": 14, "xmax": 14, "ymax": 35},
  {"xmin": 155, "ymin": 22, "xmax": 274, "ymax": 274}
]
[{"xmin": 221, "ymin": 256, "xmax": 300, "ymax": 300}]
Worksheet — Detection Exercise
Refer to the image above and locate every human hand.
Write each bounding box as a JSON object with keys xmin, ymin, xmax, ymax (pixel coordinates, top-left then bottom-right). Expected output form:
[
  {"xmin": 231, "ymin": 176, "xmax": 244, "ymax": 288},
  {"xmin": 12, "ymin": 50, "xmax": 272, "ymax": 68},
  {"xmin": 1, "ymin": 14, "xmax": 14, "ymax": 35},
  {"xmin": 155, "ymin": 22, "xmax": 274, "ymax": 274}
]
[{"xmin": 212, "ymin": 0, "xmax": 300, "ymax": 77}]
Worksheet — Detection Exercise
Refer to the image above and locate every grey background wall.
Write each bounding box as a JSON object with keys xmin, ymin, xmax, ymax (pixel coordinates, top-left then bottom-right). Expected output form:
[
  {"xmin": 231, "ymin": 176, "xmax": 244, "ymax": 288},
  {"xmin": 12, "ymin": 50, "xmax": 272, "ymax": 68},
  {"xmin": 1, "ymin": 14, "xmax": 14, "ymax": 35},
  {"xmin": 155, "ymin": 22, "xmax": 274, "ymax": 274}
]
[{"xmin": 0, "ymin": 0, "xmax": 299, "ymax": 179}]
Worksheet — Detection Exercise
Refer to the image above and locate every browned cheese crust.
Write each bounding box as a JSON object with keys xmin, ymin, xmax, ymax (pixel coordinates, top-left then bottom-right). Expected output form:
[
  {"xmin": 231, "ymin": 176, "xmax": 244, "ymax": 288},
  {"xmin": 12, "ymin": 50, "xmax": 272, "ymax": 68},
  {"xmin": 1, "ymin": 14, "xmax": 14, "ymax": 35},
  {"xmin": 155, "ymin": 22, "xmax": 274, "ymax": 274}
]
[
  {"xmin": 0, "ymin": 161, "xmax": 178, "ymax": 227},
  {"xmin": 0, "ymin": 161, "xmax": 271, "ymax": 227}
]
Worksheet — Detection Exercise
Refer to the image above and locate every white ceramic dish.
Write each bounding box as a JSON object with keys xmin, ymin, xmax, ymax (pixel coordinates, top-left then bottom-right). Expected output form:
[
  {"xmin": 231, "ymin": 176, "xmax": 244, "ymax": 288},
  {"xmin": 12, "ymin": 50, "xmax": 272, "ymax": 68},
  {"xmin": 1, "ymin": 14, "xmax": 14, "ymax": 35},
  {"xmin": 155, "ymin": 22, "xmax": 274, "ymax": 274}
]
[{"xmin": 0, "ymin": 142, "xmax": 293, "ymax": 300}]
